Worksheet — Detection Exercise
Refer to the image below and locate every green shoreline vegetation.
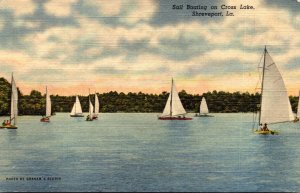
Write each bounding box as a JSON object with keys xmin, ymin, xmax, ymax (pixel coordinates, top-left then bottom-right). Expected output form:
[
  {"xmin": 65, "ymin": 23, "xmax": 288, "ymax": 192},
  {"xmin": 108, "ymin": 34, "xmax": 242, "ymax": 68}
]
[{"xmin": 0, "ymin": 77, "xmax": 299, "ymax": 115}]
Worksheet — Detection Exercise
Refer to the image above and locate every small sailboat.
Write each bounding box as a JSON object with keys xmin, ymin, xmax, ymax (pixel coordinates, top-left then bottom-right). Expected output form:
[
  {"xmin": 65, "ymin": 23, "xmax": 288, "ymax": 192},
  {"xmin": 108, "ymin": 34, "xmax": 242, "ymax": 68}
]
[
  {"xmin": 158, "ymin": 78, "xmax": 192, "ymax": 120},
  {"xmin": 0, "ymin": 73, "xmax": 18, "ymax": 129},
  {"xmin": 92, "ymin": 93, "xmax": 99, "ymax": 120},
  {"xmin": 254, "ymin": 46, "xmax": 294, "ymax": 135},
  {"xmin": 40, "ymin": 86, "xmax": 51, "ymax": 122},
  {"xmin": 294, "ymin": 91, "xmax": 300, "ymax": 122},
  {"xmin": 70, "ymin": 95, "xmax": 84, "ymax": 117},
  {"xmin": 195, "ymin": 97, "xmax": 213, "ymax": 117},
  {"xmin": 86, "ymin": 92, "xmax": 94, "ymax": 121}
]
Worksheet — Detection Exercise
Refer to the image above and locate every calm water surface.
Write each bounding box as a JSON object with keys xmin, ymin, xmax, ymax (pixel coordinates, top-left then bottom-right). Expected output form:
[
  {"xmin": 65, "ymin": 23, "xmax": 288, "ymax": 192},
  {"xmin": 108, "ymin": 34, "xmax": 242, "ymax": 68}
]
[{"xmin": 0, "ymin": 113, "xmax": 300, "ymax": 192}]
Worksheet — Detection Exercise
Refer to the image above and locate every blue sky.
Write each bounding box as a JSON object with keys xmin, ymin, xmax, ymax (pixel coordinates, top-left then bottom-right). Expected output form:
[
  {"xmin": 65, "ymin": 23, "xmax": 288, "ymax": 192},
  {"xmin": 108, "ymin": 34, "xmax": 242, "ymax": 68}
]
[{"xmin": 0, "ymin": 0, "xmax": 300, "ymax": 95}]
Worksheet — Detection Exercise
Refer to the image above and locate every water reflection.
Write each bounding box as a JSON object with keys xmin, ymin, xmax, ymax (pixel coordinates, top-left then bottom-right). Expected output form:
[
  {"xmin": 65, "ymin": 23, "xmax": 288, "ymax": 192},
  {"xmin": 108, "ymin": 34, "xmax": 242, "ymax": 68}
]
[{"xmin": 7, "ymin": 129, "xmax": 18, "ymax": 142}]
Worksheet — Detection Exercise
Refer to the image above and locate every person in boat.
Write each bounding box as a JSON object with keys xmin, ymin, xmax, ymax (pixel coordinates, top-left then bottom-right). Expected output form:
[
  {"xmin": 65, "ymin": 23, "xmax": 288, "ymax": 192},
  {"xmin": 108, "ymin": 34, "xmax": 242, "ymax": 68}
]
[
  {"xmin": 86, "ymin": 115, "xmax": 91, "ymax": 121},
  {"xmin": 4, "ymin": 120, "xmax": 10, "ymax": 126},
  {"xmin": 2, "ymin": 120, "xmax": 6, "ymax": 126},
  {"xmin": 262, "ymin": 123, "xmax": 269, "ymax": 131}
]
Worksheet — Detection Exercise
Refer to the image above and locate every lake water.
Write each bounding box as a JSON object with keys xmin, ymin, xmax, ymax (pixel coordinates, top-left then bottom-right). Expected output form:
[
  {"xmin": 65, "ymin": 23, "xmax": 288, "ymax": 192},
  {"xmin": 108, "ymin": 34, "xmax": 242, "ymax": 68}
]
[{"xmin": 0, "ymin": 113, "xmax": 300, "ymax": 192}]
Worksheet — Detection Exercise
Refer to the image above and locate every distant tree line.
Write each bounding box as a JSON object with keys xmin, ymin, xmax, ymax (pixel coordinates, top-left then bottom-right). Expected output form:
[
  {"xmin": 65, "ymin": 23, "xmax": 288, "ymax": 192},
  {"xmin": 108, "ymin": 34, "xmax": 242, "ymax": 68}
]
[{"xmin": 0, "ymin": 77, "xmax": 299, "ymax": 115}]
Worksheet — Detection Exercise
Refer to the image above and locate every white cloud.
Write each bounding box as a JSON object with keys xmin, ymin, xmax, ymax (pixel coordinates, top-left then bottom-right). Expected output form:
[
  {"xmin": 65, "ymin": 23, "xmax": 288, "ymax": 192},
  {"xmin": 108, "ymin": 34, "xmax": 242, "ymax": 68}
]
[
  {"xmin": 13, "ymin": 19, "xmax": 40, "ymax": 28},
  {"xmin": 1, "ymin": 0, "xmax": 300, "ymax": 95},
  {"xmin": 0, "ymin": 0, "xmax": 35, "ymax": 16},
  {"xmin": 23, "ymin": 26, "xmax": 79, "ymax": 60},
  {"xmin": 44, "ymin": 0, "xmax": 77, "ymax": 17}
]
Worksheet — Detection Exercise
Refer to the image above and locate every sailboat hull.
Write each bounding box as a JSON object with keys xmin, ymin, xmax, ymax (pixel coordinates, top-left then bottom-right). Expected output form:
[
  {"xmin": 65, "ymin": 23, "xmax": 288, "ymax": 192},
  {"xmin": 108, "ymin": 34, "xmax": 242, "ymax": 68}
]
[
  {"xmin": 40, "ymin": 117, "xmax": 50, "ymax": 122},
  {"xmin": 70, "ymin": 114, "xmax": 84, "ymax": 117},
  {"xmin": 254, "ymin": 129, "xmax": 279, "ymax": 135},
  {"xmin": 194, "ymin": 114, "xmax": 214, "ymax": 117},
  {"xmin": 0, "ymin": 125, "xmax": 18, "ymax": 129},
  {"xmin": 158, "ymin": 117, "xmax": 192, "ymax": 120},
  {"xmin": 86, "ymin": 117, "xmax": 93, "ymax": 121}
]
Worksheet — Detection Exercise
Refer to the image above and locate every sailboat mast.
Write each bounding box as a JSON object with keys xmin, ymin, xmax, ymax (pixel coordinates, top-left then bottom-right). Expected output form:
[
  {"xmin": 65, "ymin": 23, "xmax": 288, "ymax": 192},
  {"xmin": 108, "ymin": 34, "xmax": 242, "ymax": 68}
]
[
  {"xmin": 199, "ymin": 98, "xmax": 201, "ymax": 115},
  {"xmin": 45, "ymin": 86, "xmax": 47, "ymax": 116},
  {"xmin": 170, "ymin": 78, "xmax": 173, "ymax": 116},
  {"xmin": 75, "ymin": 96, "xmax": 77, "ymax": 114},
  {"xmin": 258, "ymin": 46, "xmax": 267, "ymax": 126},
  {"xmin": 89, "ymin": 89, "xmax": 91, "ymax": 116},
  {"xmin": 298, "ymin": 90, "xmax": 300, "ymax": 117},
  {"xmin": 10, "ymin": 73, "xmax": 13, "ymax": 123}
]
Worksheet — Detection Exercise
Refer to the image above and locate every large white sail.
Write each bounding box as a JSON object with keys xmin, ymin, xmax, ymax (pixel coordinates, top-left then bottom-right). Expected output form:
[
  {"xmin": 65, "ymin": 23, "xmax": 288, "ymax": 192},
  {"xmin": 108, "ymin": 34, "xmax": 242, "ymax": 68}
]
[
  {"xmin": 162, "ymin": 94, "xmax": 171, "ymax": 116},
  {"xmin": 89, "ymin": 98, "xmax": 94, "ymax": 117},
  {"xmin": 46, "ymin": 87, "xmax": 51, "ymax": 117},
  {"xmin": 94, "ymin": 94, "xmax": 99, "ymax": 115},
  {"xmin": 70, "ymin": 95, "xmax": 83, "ymax": 115},
  {"xmin": 10, "ymin": 74, "xmax": 18, "ymax": 125},
  {"xmin": 260, "ymin": 49, "xmax": 294, "ymax": 124},
  {"xmin": 297, "ymin": 91, "xmax": 300, "ymax": 118},
  {"xmin": 200, "ymin": 97, "xmax": 209, "ymax": 115},
  {"xmin": 161, "ymin": 79, "xmax": 186, "ymax": 117}
]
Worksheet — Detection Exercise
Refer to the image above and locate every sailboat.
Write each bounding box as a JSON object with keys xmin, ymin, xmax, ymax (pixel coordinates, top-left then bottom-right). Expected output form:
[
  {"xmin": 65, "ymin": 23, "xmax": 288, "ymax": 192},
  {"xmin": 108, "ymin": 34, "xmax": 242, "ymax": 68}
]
[
  {"xmin": 86, "ymin": 92, "xmax": 94, "ymax": 121},
  {"xmin": 195, "ymin": 97, "xmax": 213, "ymax": 117},
  {"xmin": 92, "ymin": 93, "xmax": 99, "ymax": 120},
  {"xmin": 0, "ymin": 73, "xmax": 18, "ymax": 129},
  {"xmin": 158, "ymin": 78, "xmax": 192, "ymax": 120},
  {"xmin": 40, "ymin": 86, "xmax": 51, "ymax": 122},
  {"xmin": 70, "ymin": 95, "xmax": 84, "ymax": 117},
  {"xmin": 294, "ymin": 91, "xmax": 300, "ymax": 122},
  {"xmin": 254, "ymin": 46, "xmax": 294, "ymax": 135}
]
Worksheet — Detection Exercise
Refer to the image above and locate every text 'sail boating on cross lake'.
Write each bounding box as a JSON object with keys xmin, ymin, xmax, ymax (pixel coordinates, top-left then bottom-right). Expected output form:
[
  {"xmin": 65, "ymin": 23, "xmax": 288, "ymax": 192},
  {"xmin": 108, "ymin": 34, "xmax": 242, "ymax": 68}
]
[{"xmin": 172, "ymin": 3, "xmax": 255, "ymax": 17}]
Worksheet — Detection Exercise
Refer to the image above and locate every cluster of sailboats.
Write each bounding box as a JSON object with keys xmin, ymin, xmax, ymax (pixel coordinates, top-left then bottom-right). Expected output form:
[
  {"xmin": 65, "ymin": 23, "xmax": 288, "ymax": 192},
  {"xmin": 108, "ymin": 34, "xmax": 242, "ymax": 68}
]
[
  {"xmin": 58, "ymin": 92, "xmax": 100, "ymax": 121},
  {"xmin": 0, "ymin": 75, "xmax": 100, "ymax": 129},
  {"xmin": 70, "ymin": 93, "xmax": 99, "ymax": 121},
  {"xmin": 158, "ymin": 78, "xmax": 212, "ymax": 120},
  {"xmin": 159, "ymin": 46, "xmax": 300, "ymax": 135},
  {"xmin": 0, "ymin": 46, "xmax": 300, "ymax": 135}
]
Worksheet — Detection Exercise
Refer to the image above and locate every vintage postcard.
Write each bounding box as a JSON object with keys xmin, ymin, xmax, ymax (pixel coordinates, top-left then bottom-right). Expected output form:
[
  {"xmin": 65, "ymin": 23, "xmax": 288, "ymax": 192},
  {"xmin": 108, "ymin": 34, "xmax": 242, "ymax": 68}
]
[{"xmin": 0, "ymin": 0, "xmax": 300, "ymax": 192}]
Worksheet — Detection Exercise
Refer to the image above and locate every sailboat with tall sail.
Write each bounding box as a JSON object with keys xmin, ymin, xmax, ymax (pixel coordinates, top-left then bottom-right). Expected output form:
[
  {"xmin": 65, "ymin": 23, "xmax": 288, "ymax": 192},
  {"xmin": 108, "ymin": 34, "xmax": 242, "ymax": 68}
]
[
  {"xmin": 195, "ymin": 97, "xmax": 213, "ymax": 117},
  {"xmin": 294, "ymin": 91, "xmax": 300, "ymax": 122},
  {"xmin": 158, "ymin": 78, "xmax": 192, "ymax": 120},
  {"xmin": 254, "ymin": 46, "xmax": 294, "ymax": 135},
  {"xmin": 86, "ymin": 91, "xmax": 94, "ymax": 121},
  {"xmin": 92, "ymin": 93, "xmax": 99, "ymax": 120},
  {"xmin": 70, "ymin": 95, "xmax": 84, "ymax": 117},
  {"xmin": 1, "ymin": 73, "xmax": 18, "ymax": 129},
  {"xmin": 41, "ymin": 86, "xmax": 51, "ymax": 122}
]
